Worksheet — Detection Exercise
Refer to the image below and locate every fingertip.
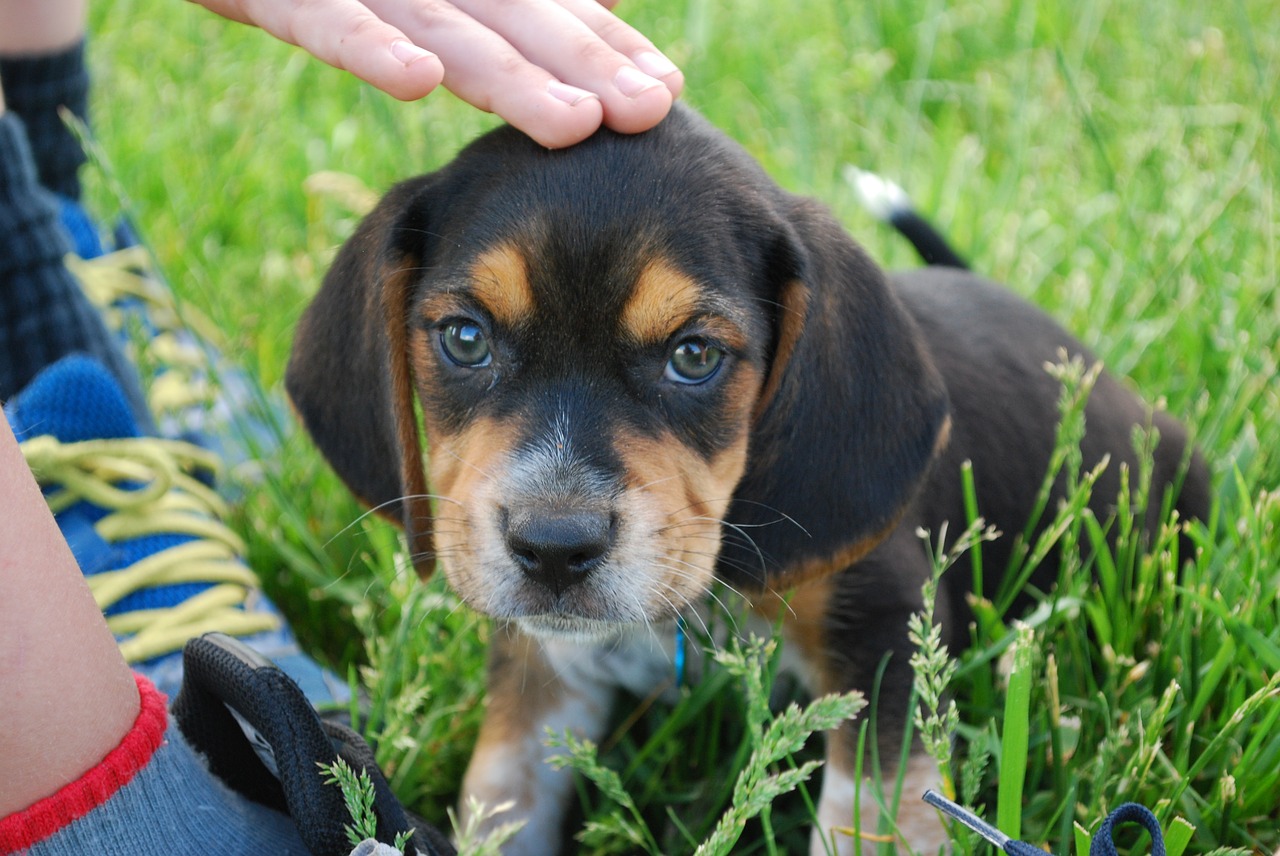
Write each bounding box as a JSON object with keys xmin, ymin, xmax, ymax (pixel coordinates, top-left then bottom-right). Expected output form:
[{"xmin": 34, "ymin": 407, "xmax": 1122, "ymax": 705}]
[
  {"xmin": 661, "ymin": 68, "xmax": 685, "ymax": 100},
  {"xmin": 513, "ymin": 83, "xmax": 605, "ymax": 148},
  {"xmin": 601, "ymin": 75, "xmax": 674, "ymax": 136},
  {"xmin": 380, "ymin": 41, "xmax": 446, "ymax": 101},
  {"xmin": 378, "ymin": 65, "xmax": 446, "ymax": 101},
  {"xmin": 632, "ymin": 50, "xmax": 677, "ymax": 80},
  {"xmin": 633, "ymin": 50, "xmax": 684, "ymax": 99},
  {"xmin": 547, "ymin": 81, "xmax": 602, "ymax": 109}
]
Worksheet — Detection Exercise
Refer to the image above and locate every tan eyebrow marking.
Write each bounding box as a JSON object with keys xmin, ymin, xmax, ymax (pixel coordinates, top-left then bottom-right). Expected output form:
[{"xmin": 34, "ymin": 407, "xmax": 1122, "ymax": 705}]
[
  {"xmin": 469, "ymin": 243, "xmax": 535, "ymax": 327},
  {"xmin": 620, "ymin": 258, "xmax": 704, "ymax": 344},
  {"xmin": 426, "ymin": 416, "xmax": 518, "ymax": 502}
]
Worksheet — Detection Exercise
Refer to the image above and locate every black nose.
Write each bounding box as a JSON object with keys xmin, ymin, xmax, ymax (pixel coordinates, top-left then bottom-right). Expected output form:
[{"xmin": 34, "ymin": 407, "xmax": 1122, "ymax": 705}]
[{"xmin": 504, "ymin": 508, "xmax": 615, "ymax": 597}]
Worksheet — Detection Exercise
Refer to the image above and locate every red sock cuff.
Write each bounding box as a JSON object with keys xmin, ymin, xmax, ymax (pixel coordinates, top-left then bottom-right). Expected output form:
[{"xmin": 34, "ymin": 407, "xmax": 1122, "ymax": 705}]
[{"xmin": 0, "ymin": 673, "xmax": 167, "ymax": 854}]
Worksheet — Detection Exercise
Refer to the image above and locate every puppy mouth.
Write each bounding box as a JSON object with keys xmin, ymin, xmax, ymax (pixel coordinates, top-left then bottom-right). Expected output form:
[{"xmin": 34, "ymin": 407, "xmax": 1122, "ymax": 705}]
[
  {"xmin": 514, "ymin": 614, "xmax": 626, "ymax": 643},
  {"xmin": 491, "ymin": 564, "xmax": 664, "ymax": 630}
]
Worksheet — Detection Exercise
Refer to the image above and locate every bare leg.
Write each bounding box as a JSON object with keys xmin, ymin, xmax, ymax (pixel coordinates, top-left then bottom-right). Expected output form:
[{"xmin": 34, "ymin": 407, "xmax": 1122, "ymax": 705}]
[
  {"xmin": 0, "ymin": 2, "xmax": 142, "ymax": 814},
  {"xmin": 0, "ymin": 412, "xmax": 139, "ymax": 816}
]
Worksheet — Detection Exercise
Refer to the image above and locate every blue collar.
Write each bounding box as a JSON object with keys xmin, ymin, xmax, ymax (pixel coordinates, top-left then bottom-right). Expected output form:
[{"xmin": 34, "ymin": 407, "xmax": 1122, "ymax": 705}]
[{"xmin": 674, "ymin": 616, "xmax": 688, "ymax": 687}]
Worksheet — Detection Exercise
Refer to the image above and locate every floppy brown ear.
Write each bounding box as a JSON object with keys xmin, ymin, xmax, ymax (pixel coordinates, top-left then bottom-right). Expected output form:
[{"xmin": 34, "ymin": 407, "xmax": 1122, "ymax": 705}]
[
  {"xmin": 719, "ymin": 197, "xmax": 951, "ymax": 591},
  {"xmin": 285, "ymin": 176, "xmax": 437, "ymax": 575}
]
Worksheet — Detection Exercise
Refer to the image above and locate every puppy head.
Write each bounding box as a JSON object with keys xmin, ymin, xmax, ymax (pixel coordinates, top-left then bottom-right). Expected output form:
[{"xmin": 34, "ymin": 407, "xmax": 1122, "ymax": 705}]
[{"xmin": 287, "ymin": 107, "xmax": 948, "ymax": 640}]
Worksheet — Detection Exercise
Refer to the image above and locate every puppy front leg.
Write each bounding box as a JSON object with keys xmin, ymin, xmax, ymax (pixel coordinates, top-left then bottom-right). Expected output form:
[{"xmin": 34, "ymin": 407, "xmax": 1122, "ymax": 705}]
[
  {"xmin": 812, "ymin": 741, "xmax": 948, "ymax": 856},
  {"xmin": 786, "ymin": 554, "xmax": 951, "ymax": 856},
  {"xmin": 459, "ymin": 624, "xmax": 616, "ymax": 855}
]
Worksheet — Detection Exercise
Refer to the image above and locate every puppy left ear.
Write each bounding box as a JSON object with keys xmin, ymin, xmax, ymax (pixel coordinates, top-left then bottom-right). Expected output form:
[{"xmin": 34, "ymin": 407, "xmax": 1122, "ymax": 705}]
[
  {"xmin": 286, "ymin": 176, "xmax": 437, "ymax": 575},
  {"xmin": 720, "ymin": 197, "xmax": 951, "ymax": 591}
]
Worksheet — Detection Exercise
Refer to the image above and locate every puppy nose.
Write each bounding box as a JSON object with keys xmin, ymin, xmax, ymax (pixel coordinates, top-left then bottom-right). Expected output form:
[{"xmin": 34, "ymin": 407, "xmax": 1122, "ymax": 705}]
[{"xmin": 505, "ymin": 509, "xmax": 614, "ymax": 597}]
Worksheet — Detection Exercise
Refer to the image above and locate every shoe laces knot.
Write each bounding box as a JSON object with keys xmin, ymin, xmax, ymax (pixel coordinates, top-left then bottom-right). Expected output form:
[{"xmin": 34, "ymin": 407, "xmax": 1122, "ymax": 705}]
[{"xmin": 20, "ymin": 433, "xmax": 280, "ymax": 663}]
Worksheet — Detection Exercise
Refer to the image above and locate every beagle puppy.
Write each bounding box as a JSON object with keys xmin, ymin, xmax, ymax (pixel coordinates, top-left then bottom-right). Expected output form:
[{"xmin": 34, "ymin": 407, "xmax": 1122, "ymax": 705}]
[{"xmin": 287, "ymin": 105, "xmax": 1209, "ymax": 854}]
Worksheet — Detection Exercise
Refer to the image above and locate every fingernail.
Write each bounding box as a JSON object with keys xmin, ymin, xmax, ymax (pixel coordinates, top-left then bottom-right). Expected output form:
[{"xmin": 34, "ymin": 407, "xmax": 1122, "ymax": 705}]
[
  {"xmin": 614, "ymin": 66, "xmax": 664, "ymax": 98},
  {"xmin": 548, "ymin": 81, "xmax": 600, "ymax": 106},
  {"xmin": 633, "ymin": 50, "xmax": 679, "ymax": 79},
  {"xmin": 391, "ymin": 40, "xmax": 434, "ymax": 66}
]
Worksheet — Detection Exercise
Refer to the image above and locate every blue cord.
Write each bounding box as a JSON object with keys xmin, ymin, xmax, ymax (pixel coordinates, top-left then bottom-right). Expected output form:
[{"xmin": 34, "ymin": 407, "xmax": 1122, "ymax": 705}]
[
  {"xmin": 1089, "ymin": 803, "xmax": 1166, "ymax": 856},
  {"xmin": 674, "ymin": 616, "xmax": 687, "ymax": 687},
  {"xmin": 923, "ymin": 790, "xmax": 1166, "ymax": 856}
]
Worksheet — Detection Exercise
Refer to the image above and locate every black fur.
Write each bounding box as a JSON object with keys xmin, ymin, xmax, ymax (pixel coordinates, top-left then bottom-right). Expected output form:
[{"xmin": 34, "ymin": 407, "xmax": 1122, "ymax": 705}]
[{"xmin": 288, "ymin": 102, "xmax": 1210, "ymax": 797}]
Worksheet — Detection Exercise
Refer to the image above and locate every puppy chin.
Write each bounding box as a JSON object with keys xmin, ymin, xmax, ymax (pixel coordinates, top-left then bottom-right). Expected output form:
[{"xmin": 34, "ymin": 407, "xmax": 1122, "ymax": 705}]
[{"xmin": 516, "ymin": 614, "xmax": 627, "ymax": 644}]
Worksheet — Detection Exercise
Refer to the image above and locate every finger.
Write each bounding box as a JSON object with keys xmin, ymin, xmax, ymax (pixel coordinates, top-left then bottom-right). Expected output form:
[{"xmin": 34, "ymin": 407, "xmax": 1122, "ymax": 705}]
[
  {"xmin": 365, "ymin": 0, "xmax": 609, "ymax": 148},
  {"xmin": 447, "ymin": 0, "xmax": 676, "ymax": 135},
  {"xmin": 194, "ymin": 0, "xmax": 445, "ymax": 101},
  {"xmin": 554, "ymin": 0, "xmax": 684, "ymax": 100}
]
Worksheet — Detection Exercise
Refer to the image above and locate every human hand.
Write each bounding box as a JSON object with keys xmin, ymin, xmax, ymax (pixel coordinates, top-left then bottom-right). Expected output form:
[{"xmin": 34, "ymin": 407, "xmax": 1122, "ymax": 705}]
[{"xmin": 190, "ymin": 0, "xmax": 682, "ymax": 148}]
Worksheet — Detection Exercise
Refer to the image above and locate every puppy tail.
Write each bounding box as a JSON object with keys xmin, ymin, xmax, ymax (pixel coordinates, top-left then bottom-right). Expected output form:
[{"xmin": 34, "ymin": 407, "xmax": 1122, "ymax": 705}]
[{"xmin": 843, "ymin": 166, "xmax": 969, "ymax": 270}]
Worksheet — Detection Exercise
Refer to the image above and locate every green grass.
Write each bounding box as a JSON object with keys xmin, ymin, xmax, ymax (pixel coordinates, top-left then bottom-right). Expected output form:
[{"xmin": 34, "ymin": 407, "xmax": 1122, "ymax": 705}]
[{"xmin": 84, "ymin": 0, "xmax": 1279, "ymax": 852}]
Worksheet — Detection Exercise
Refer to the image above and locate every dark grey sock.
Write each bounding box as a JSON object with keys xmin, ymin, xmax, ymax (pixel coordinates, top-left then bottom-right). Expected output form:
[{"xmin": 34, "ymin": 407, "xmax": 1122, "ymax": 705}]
[
  {"xmin": 0, "ymin": 111, "xmax": 150, "ymax": 423},
  {"xmin": 0, "ymin": 40, "xmax": 90, "ymax": 200}
]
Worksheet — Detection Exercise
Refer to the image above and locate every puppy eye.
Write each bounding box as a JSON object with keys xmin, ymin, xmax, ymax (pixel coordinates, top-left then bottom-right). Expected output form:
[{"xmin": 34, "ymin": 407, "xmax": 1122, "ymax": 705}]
[
  {"xmin": 665, "ymin": 338, "xmax": 723, "ymax": 384},
  {"xmin": 440, "ymin": 321, "xmax": 492, "ymax": 367}
]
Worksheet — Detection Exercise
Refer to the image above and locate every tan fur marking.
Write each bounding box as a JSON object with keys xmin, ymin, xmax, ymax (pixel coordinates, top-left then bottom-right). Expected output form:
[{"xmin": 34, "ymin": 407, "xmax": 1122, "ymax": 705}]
[
  {"xmin": 755, "ymin": 278, "xmax": 810, "ymax": 419},
  {"xmin": 754, "ymin": 417, "xmax": 951, "ymax": 593},
  {"xmin": 479, "ymin": 628, "xmax": 561, "ymax": 745},
  {"xmin": 426, "ymin": 418, "xmax": 516, "ymax": 501},
  {"xmin": 620, "ymin": 259, "xmax": 703, "ymax": 344},
  {"xmin": 933, "ymin": 413, "xmax": 954, "ymax": 458},
  {"xmin": 768, "ymin": 514, "xmax": 903, "ymax": 593},
  {"xmin": 380, "ymin": 259, "xmax": 434, "ymax": 576},
  {"xmin": 463, "ymin": 629, "xmax": 587, "ymax": 850},
  {"xmin": 613, "ymin": 359, "xmax": 761, "ymax": 611},
  {"xmin": 421, "ymin": 417, "xmax": 519, "ymax": 601},
  {"xmin": 813, "ymin": 734, "xmax": 947, "ymax": 855},
  {"xmin": 469, "ymin": 243, "xmax": 535, "ymax": 327},
  {"xmin": 617, "ymin": 425, "xmax": 752, "ymax": 609},
  {"xmin": 461, "ymin": 629, "xmax": 617, "ymax": 854},
  {"xmin": 755, "ymin": 574, "xmax": 837, "ymax": 690}
]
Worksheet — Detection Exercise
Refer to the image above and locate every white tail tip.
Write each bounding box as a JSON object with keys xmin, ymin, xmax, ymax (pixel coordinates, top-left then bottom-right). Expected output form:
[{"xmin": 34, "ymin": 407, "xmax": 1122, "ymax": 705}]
[{"xmin": 842, "ymin": 165, "xmax": 912, "ymax": 222}]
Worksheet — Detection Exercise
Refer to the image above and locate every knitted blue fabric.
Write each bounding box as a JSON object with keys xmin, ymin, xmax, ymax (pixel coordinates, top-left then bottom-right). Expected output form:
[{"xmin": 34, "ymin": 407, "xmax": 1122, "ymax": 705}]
[
  {"xmin": 5, "ymin": 356, "xmax": 348, "ymax": 706},
  {"xmin": 58, "ymin": 194, "xmax": 108, "ymax": 259},
  {"xmin": 5, "ymin": 356, "xmax": 211, "ymax": 616},
  {"xmin": 26, "ymin": 719, "xmax": 310, "ymax": 856}
]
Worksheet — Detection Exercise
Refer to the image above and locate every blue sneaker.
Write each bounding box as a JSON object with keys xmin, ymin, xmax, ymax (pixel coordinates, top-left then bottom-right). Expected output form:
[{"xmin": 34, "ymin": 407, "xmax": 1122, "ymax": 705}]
[
  {"xmin": 58, "ymin": 198, "xmax": 285, "ymax": 487},
  {"xmin": 7, "ymin": 355, "xmax": 347, "ymax": 705}
]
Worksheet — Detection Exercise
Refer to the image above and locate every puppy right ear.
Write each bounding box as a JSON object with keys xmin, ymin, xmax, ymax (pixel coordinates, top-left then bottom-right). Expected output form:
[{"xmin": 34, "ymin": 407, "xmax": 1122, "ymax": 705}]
[
  {"xmin": 718, "ymin": 197, "xmax": 950, "ymax": 593},
  {"xmin": 286, "ymin": 176, "xmax": 437, "ymax": 573}
]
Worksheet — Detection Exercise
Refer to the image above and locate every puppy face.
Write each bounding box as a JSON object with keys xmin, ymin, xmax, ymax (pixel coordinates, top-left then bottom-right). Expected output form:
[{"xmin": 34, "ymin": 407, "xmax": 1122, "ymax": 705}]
[
  {"xmin": 408, "ymin": 235, "xmax": 769, "ymax": 638},
  {"xmin": 287, "ymin": 106, "xmax": 950, "ymax": 635}
]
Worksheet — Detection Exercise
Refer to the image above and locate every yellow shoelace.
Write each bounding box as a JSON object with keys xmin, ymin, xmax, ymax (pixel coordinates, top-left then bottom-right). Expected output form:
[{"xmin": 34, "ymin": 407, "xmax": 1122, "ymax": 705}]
[
  {"xmin": 20, "ymin": 433, "xmax": 279, "ymax": 663},
  {"xmin": 66, "ymin": 247, "xmax": 220, "ymax": 414}
]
